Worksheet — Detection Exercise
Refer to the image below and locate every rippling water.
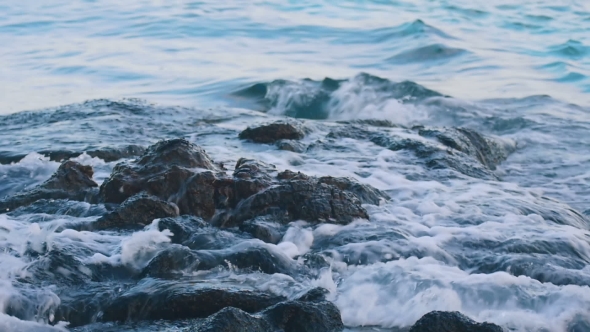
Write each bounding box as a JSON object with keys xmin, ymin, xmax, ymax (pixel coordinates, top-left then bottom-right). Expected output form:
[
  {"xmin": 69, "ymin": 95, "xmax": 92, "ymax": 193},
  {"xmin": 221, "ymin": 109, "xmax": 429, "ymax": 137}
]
[
  {"xmin": 1, "ymin": 1, "xmax": 590, "ymax": 332},
  {"xmin": 1, "ymin": 0, "xmax": 590, "ymax": 113}
]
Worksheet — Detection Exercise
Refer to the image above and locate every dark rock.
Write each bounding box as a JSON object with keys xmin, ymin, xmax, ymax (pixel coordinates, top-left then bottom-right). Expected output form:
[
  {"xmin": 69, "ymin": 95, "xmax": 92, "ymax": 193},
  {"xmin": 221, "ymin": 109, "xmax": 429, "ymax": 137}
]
[
  {"xmin": 194, "ymin": 307, "xmax": 272, "ymax": 332},
  {"xmin": 143, "ymin": 243, "xmax": 296, "ymax": 278},
  {"xmin": 54, "ymin": 283, "xmax": 123, "ymax": 327},
  {"xmin": 157, "ymin": 215, "xmax": 208, "ymax": 244},
  {"xmin": 239, "ymin": 218, "xmax": 284, "ymax": 244},
  {"xmin": 99, "ymin": 139, "xmax": 218, "ymax": 204},
  {"xmin": 0, "ymin": 161, "xmax": 98, "ymax": 212},
  {"xmin": 317, "ymin": 176, "xmax": 389, "ymax": 205},
  {"xmin": 409, "ymin": 311, "xmax": 503, "ymax": 332},
  {"xmin": 19, "ymin": 250, "xmax": 91, "ymax": 286},
  {"xmin": 89, "ymin": 194, "xmax": 179, "ymax": 230},
  {"xmin": 86, "ymin": 145, "xmax": 146, "ymax": 162},
  {"xmin": 231, "ymin": 158, "xmax": 275, "ymax": 204},
  {"xmin": 239, "ymin": 120, "xmax": 306, "ymax": 143},
  {"xmin": 142, "ymin": 245, "xmax": 216, "ymax": 278},
  {"xmin": 37, "ymin": 150, "xmax": 81, "ymax": 162},
  {"xmin": 276, "ymin": 139, "xmax": 306, "ymax": 153},
  {"xmin": 262, "ymin": 298, "xmax": 344, "ymax": 332},
  {"xmin": 418, "ymin": 127, "xmax": 515, "ymax": 170},
  {"xmin": 230, "ymin": 177, "xmax": 369, "ymax": 225},
  {"xmin": 102, "ymin": 282, "xmax": 284, "ymax": 322},
  {"xmin": 295, "ymin": 287, "xmax": 329, "ymax": 302}
]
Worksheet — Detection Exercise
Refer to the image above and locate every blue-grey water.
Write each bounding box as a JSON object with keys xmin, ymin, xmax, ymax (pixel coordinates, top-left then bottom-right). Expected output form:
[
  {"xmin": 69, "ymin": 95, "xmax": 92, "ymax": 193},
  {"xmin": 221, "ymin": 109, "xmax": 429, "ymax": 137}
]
[{"xmin": 1, "ymin": 1, "xmax": 590, "ymax": 331}]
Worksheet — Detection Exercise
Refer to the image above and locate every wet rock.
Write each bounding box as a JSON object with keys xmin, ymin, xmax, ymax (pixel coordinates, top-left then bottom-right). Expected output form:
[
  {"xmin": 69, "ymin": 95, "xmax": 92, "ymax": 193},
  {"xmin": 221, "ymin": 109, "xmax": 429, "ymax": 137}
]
[
  {"xmin": 231, "ymin": 158, "xmax": 275, "ymax": 204},
  {"xmin": 194, "ymin": 307, "xmax": 272, "ymax": 332},
  {"xmin": 20, "ymin": 250, "xmax": 91, "ymax": 286},
  {"xmin": 102, "ymin": 282, "xmax": 285, "ymax": 322},
  {"xmin": 239, "ymin": 218, "xmax": 284, "ymax": 244},
  {"xmin": 142, "ymin": 245, "xmax": 216, "ymax": 278},
  {"xmin": 295, "ymin": 287, "xmax": 330, "ymax": 302},
  {"xmin": 262, "ymin": 298, "xmax": 344, "ymax": 332},
  {"xmin": 317, "ymin": 176, "xmax": 389, "ymax": 205},
  {"xmin": 276, "ymin": 139, "xmax": 306, "ymax": 153},
  {"xmin": 90, "ymin": 194, "xmax": 179, "ymax": 230},
  {"xmin": 230, "ymin": 176, "xmax": 369, "ymax": 225},
  {"xmin": 157, "ymin": 215, "xmax": 208, "ymax": 244},
  {"xmin": 99, "ymin": 139, "xmax": 219, "ymax": 204},
  {"xmin": 0, "ymin": 161, "xmax": 98, "ymax": 212},
  {"xmin": 86, "ymin": 145, "xmax": 146, "ymax": 162},
  {"xmin": 143, "ymin": 243, "xmax": 296, "ymax": 277},
  {"xmin": 418, "ymin": 127, "xmax": 515, "ymax": 170},
  {"xmin": 54, "ymin": 283, "xmax": 123, "ymax": 327},
  {"xmin": 239, "ymin": 120, "xmax": 306, "ymax": 143},
  {"xmin": 409, "ymin": 311, "xmax": 503, "ymax": 332}
]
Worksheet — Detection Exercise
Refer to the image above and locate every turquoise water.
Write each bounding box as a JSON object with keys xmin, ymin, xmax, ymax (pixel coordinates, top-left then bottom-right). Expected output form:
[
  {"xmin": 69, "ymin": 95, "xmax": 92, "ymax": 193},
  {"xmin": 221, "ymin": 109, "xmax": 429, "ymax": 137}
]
[{"xmin": 1, "ymin": 0, "xmax": 589, "ymax": 113}]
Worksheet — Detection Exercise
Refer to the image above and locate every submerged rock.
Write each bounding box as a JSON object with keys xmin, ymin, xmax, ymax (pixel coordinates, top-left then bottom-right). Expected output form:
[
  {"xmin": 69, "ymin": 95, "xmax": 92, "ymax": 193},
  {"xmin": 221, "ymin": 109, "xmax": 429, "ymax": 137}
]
[
  {"xmin": 409, "ymin": 311, "xmax": 503, "ymax": 332},
  {"xmin": 37, "ymin": 145, "xmax": 146, "ymax": 163},
  {"xmin": 276, "ymin": 139, "xmax": 306, "ymax": 153},
  {"xmin": 0, "ymin": 161, "xmax": 98, "ymax": 212},
  {"xmin": 102, "ymin": 283, "xmax": 284, "ymax": 322},
  {"xmin": 417, "ymin": 127, "xmax": 515, "ymax": 171},
  {"xmin": 239, "ymin": 217, "xmax": 284, "ymax": 244},
  {"xmin": 143, "ymin": 243, "xmax": 296, "ymax": 277},
  {"xmin": 157, "ymin": 215, "xmax": 208, "ymax": 244},
  {"xmin": 194, "ymin": 307, "xmax": 272, "ymax": 332},
  {"xmin": 239, "ymin": 120, "xmax": 306, "ymax": 143},
  {"xmin": 90, "ymin": 193, "xmax": 179, "ymax": 230}
]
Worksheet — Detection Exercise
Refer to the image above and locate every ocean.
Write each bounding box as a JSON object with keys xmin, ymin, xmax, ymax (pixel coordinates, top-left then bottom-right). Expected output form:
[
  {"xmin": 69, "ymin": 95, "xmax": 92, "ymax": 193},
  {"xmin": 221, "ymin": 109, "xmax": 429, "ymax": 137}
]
[{"xmin": 0, "ymin": 1, "xmax": 589, "ymax": 331}]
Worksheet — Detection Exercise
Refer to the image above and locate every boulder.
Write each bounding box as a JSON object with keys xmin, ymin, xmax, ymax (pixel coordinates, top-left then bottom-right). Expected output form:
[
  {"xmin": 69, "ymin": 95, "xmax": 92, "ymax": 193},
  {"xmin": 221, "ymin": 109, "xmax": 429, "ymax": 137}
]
[
  {"xmin": 262, "ymin": 297, "xmax": 343, "ymax": 332},
  {"xmin": 229, "ymin": 175, "xmax": 369, "ymax": 226},
  {"xmin": 239, "ymin": 218, "xmax": 284, "ymax": 244},
  {"xmin": 409, "ymin": 311, "xmax": 503, "ymax": 332},
  {"xmin": 157, "ymin": 215, "xmax": 208, "ymax": 244},
  {"xmin": 194, "ymin": 307, "xmax": 272, "ymax": 332},
  {"xmin": 239, "ymin": 121, "xmax": 306, "ymax": 143},
  {"xmin": 0, "ymin": 161, "xmax": 98, "ymax": 212},
  {"xmin": 102, "ymin": 282, "xmax": 284, "ymax": 322},
  {"xmin": 89, "ymin": 194, "xmax": 179, "ymax": 230},
  {"xmin": 99, "ymin": 139, "xmax": 219, "ymax": 205},
  {"xmin": 276, "ymin": 139, "xmax": 306, "ymax": 153}
]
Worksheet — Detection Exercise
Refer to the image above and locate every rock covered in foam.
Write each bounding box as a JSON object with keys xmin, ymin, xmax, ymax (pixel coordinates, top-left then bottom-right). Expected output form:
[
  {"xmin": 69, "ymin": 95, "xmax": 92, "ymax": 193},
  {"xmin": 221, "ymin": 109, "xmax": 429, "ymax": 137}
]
[
  {"xmin": 239, "ymin": 120, "xmax": 306, "ymax": 143},
  {"xmin": 101, "ymin": 282, "xmax": 285, "ymax": 322},
  {"xmin": 409, "ymin": 311, "xmax": 503, "ymax": 332},
  {"xmin": 194, "ymin": 307, "xmax": 273, "ymax": 332},
  {"xmin": 0, "ymin": 160, "xmax": 98, "ymax": 212}
]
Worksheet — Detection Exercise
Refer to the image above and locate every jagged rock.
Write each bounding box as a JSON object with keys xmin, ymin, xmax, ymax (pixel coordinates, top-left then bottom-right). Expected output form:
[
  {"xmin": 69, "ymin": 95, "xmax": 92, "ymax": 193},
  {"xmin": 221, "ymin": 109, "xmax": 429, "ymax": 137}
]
[
  {"xmin": 262, "ymin": 296, "xmax": 344, "ymax": 332},
  {"xmin": 99, "ymin": 139, "xmax": 219, "ymax": 205},
  {"xmin": 239, "ymin": 121, "xmax": 306, "ymax": 143},
  {"xmin": 157, "ymin": 215, "xmax": 208, "ymax": 244},
  {"xmin": 0, "ymin": 161, "xmax": 98, "ymax": 212},
  {"xmin": 409, "ymin": 311, "xmax": 503, "ymax": 332},
  {"xmin": 418, "ymin": 127, "xmax": 515, "ymax": 170},
  {"xmin": 86, "ymin": 145, "xmax": 146, "ymax": 162},
  {"xmin": 19, "ymin": 250, "xmax": 91, "ymax": 286},
  {"xmin": 229, "ymin": 175, "xmax": 369, "ymax": 226},
  {"xmin": 54, "ymin": 284, "xmax": 122, "ymax": 327},
  {"xmin": 239, "ymin": 218, "xmax": 283, "ymax": 244},
  {"xmin": 143, "ymin": 243, "xmax": 296, "ymax": 278},
  {"xmin": 317, "ymin": 176, "xmax": 389, "ymax": 205},
  {"xmin": 89, "ymin": 194, "xmax": 179, "ymax": 230},
  {"xmin": 194, "ymin": 307, "xmax": 272, "ymax": 332},
  {"xmin": 276, "ymin": 140, "xmax": 306, "ymax": 153},
  {"xmin": 36, "ymin": 145, "xmax": 146, "ymax": 163},
  {"xmin": 102, "ymin": 282, "xmax": 285, "ymax": 322}
]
